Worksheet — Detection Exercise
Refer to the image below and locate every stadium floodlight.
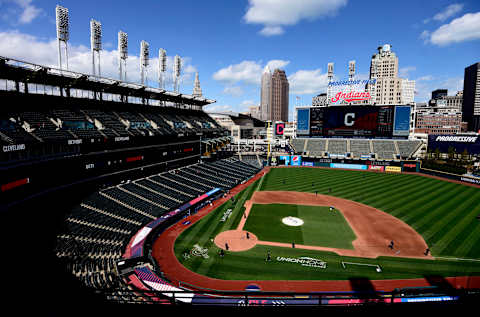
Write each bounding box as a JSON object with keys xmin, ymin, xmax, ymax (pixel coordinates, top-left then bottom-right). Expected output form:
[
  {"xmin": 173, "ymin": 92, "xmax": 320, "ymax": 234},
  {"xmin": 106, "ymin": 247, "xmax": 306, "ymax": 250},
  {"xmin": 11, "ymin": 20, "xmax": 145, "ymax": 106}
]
[
  {"xmin": 158, "ymin": 48, "xmax": 167, "ymax": 89},
  {"xmin": 159, "ymin": 49, "xmax": 167, "ymax": 73},
  {"xmin": 118, "ymin": 31, "xmax": 128, "ymax": 81},
  {"xmin": 55, "ymin": 5, "xmax": 69, "ymax": 70},
  {"xmin": 90, "ymin": 19, "xmax": 102, "ymax": 76},
  {"xmin": 140, "ymin": 40, "xmax": 150, "ymax": 85},
  {"xmin": 173, "ymin": 54, "xmax": 181, "ymax": 92},
  {"xmin": 327, "ymin": 62, "xmax": 334, "ymax": 81},
  {"xmin": 348, "ymin": 60, "xmax": 356, "ymax": 81}
]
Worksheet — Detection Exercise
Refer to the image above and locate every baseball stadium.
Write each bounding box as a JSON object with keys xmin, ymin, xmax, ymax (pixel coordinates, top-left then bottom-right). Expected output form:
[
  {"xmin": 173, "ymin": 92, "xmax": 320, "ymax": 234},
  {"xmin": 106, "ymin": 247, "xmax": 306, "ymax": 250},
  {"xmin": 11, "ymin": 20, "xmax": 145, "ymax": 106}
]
[{"xmin": 3, "ymin": 4, "xmax": 480, "ymax": 314}]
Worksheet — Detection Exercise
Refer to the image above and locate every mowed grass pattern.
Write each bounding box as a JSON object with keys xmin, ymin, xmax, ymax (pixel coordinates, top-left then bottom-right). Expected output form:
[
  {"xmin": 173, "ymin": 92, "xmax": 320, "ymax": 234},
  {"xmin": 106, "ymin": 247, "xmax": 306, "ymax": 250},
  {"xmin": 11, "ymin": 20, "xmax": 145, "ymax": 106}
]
[
  {"xmin": 243, "ymin": 204, "xmax": 356, "ymax": 249},
  {"xmin": 173, "ymin": 170, "xmax": 480, "ymax": 282},
  {"xmin": 261, "ymin": 168, "xmax": 480, "ymax": 259}
]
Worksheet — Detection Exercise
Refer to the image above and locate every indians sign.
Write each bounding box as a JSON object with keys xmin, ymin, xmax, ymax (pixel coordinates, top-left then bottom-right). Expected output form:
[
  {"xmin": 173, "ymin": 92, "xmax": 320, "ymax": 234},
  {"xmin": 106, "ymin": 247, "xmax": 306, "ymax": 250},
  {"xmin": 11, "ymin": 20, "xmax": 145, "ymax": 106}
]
[{"xmin": 331, "ymin": 91, "xmax": 371, "ymax": 103}]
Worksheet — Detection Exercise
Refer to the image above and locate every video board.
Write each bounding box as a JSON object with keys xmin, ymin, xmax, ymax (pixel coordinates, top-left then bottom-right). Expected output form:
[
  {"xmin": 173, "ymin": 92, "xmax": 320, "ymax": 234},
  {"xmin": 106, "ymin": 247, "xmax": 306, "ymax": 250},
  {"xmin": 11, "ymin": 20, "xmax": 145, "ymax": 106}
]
[{"xmin": 298, "ymin": 105, "xmax": 410, "ymax": 138}]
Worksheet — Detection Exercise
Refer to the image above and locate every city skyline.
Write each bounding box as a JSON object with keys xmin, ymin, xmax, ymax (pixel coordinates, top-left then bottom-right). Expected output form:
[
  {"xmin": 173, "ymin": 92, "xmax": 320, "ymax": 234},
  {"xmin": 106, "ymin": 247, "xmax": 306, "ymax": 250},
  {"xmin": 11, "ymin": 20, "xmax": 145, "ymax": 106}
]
[{"xmin": 0, "ymin": 0, "xmax": 479, "ymax": 120}]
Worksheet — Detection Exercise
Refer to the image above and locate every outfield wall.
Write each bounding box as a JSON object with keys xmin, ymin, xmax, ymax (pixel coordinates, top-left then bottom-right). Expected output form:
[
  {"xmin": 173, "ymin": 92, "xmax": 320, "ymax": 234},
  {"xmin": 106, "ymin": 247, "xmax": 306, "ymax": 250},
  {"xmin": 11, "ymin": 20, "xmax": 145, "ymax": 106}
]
[{"xmin": 275, "ymin": 156, "xmax": 480, "ymax": 186}]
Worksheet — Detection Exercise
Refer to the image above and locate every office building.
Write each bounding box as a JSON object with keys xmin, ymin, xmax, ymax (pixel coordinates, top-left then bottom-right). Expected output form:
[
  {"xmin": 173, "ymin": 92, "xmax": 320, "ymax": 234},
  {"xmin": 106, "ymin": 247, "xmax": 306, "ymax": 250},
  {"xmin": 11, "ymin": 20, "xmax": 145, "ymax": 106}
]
[
  {"xmin": 270, "ymin": 69, "xmax": 289, "ymax": 122},
  {"xmin": 462, "ymin": 62, "xmax": 480, "ymax": 131},
  {"xmin": 260, "ymin": 66, "xmax": 272, "ymax": 121}
]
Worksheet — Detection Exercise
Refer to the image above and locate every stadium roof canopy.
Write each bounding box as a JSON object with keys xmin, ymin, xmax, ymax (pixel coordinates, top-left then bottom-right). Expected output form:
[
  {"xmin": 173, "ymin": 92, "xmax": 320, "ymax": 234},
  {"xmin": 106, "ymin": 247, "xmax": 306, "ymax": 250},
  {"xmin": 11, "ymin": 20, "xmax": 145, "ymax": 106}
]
[{"xmin": 0, "ymin": 56, "xmax": 216, "ymax": 108}]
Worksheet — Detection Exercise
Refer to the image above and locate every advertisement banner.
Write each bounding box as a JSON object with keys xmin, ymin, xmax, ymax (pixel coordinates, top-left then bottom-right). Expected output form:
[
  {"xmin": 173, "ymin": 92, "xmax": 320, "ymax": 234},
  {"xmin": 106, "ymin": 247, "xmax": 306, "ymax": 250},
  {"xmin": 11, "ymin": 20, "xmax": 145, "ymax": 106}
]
[
  {"xmin": 330, "ymin": 163, "xmax": 367, "ymax": 170},
  {"xmin": 368, "ymin": 165, "xmax": 385, "ymax": 171},
  {"xmin": 279, "ymin": 155, "xmax": 290, "ymax": 166},
  {"xmin": 402, "ymin": 162, "xmax": 419, "ymax": 172},
  {"xmin": 428, "ymin": 135, "xmax": 480, "ymax": 155},
  {"xmin": 291, "ymin": 155, "xmax": 302, "ymax": 166},
  {"xmin": 302, "ymin": 161, "xmax": 314, "ymax": 166},
  {"xmin": 275, "ymin": 122, "xmax": 285, "ymax": 136},
  {"xmin": 385, "ymin": 166, "xmax": 402, "ymax": 173}
]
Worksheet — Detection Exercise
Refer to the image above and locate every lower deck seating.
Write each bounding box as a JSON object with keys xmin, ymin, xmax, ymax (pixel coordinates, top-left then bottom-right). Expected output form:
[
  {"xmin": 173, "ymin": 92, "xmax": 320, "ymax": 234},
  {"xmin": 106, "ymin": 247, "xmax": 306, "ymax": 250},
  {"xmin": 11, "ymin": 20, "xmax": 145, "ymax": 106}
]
[{"xmin": 55, "ymin": 157, "xmax": 261, "ymax": 301}]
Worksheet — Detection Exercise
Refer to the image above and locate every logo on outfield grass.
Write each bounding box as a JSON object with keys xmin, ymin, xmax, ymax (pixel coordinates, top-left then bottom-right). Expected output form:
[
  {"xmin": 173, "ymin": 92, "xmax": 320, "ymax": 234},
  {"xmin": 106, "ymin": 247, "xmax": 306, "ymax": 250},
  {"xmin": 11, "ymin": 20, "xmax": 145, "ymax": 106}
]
[
  {"xmin": 220, "ymin": 209, "xmax": 233, "ymax": 222},
  {"xmin": 190, "ymin": 244, "xmax": 209, "ymax": 259},
  {"xmin": 276, "ymin": 256, "xmax": 327, "ymax": 269},
  {"xmin": 282, "ymin": 216, "xmax": 304, "ymax": 226}
]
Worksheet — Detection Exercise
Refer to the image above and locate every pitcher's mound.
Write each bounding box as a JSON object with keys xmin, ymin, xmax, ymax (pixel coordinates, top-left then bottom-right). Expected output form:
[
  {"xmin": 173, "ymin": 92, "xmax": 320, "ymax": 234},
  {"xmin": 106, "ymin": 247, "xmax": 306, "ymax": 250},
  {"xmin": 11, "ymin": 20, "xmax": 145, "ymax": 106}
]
[{"xmin": 214, "ymin": 230, "xmax": 258, "ymax": 252}]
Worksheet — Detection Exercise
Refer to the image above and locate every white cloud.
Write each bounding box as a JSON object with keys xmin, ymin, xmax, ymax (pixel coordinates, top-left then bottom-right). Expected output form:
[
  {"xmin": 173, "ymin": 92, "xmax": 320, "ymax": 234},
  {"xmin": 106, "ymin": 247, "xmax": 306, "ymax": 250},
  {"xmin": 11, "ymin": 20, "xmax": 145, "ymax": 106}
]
[
  {"xmin": 433, "ymin": 3, "xmax": 464, "ymax": 22},
  {"xmin": 288, "ymin": 69, "xmax": 329, "ymax": 95},
  {"xmin": 417, "ymin": 75, "xmax": 435, "ymax": 81},
  {"xmin": 440, "ymin": 77, "xmax": 464, "ymax": 93},
  {"xmin": 414, "ymin": 75, "xmax": 463, "ymax": 102},
  {"xmin": 266, "ymin": 59, "xmax": 290, "ymax": 70},
  {"xmin": 213, "ymin": 60, "xmax": 263, "ymax": 85},
  {"xmin": 423, "ymin": 12, "xmax": 480, "ymax": 46},
  {"xmin": 423, "ymin": 3, "xmax": 463, "ymax": 24},
  {"xmin": 244, "ymin": 0, "xmax": 348, "ymax": 36},
  {"xmin": 259, "ymin": 25, "xmax": 284, "ymax": 36},
  {"xmin": 241, "ymin": 100, "xmax": 257, "ymax": 107},
  {"xmin": 213, "ymin": 59, "xmax": 290, "ymax": 85},
  {"xmin": 0, "ymin": 30, "xmax": 197, "ymax": 90},
  {"xmin": 419, "ymin": 30, "xmax": 431, "ymax": 43},
  {"xmin": 203, "ymin": 104, "xmax": 233, "ymax": 113},
  {"xmin": 2, "ymin": 0, "xmax": 43, "ymax": 24},
  {"xmin": 399, "ymin": 66, "xmax": 416, "ymax": 78},
  {"xmin": 223, "ymin": 86, "xmax": 244, "ymax": 97}
]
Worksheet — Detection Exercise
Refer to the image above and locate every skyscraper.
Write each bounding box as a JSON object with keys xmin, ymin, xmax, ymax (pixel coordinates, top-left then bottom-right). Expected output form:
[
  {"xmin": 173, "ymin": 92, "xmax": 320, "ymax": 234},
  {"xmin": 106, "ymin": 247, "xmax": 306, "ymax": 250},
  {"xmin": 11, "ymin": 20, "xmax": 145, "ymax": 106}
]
[
  {"xmin": 260, "ymin": 66, "xmax": 272, "ymax": 121},
  {"xmin": 366, "ymin": 44, "xmax": 415, "ymax": 105},
  {"xmin": 270, "ymin": 69, "xmax": 289, "ymax": 122},
  {"xmin": 192, "ymin": 72, "xmax": 202, "ymax": 97},
  {"xmin": 462, "ymin": 62, "xmax": 480, "ymax": 132}
]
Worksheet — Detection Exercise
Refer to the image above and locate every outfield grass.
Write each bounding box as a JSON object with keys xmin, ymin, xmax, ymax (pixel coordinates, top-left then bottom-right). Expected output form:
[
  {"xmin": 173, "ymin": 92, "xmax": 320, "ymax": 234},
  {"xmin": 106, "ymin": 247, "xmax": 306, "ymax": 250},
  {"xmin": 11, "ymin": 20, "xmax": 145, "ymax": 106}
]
[
  {"xmin": 174, "ymin": 178, "xmax": 259, "ymax": 276},
  {"xmin": 261, "ymin": 168, "xmax": 480, "ymax": 259},
  {"xmin": 243, "ymin": 203, "xmax": 356, "ymax": 249},
  {"xmin": 172, "ymin": 168, "xmax": 480, "ymax": 282}
]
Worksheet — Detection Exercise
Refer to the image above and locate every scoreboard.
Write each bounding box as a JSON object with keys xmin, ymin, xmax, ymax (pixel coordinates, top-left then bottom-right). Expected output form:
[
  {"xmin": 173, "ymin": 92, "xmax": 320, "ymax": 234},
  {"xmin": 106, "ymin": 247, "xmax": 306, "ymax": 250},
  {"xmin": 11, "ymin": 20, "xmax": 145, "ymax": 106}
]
[{"xmin": 297, "ymin": 105, "xmax": 411, "ymax": 138}]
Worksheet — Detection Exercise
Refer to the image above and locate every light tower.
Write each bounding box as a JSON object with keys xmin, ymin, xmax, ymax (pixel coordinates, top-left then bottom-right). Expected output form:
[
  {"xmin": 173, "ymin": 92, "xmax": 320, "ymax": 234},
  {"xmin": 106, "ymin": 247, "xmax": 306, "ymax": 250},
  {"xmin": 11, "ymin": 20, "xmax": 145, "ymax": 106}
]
[
  {"xmin": 118, "ymin": 31, "xmax": 128, "ymax": 81},
  {"xmin": 90, "ymin": 19, "xmax": 102, "ymax": 77},
  {"xmin": 327, "ymin": 62, "xmax": 334, "ymax": 105},
  {"xmin": 158, "ymin": 48, "xmax": 167, "ymax": 89},
  {"xmin": 348, "ymin": 60, "xmax": 356, "ymax": 81},
  {"xmin": 173, "ymin": 54, "xmax": 181, "ymax": 92},
  {"xmin": 140, "ymin": 40, "xmax": 149, "ymax": 86},
  {"xmin": 55, "ymin": 5, "xmax": 69, "ymax": 71}
]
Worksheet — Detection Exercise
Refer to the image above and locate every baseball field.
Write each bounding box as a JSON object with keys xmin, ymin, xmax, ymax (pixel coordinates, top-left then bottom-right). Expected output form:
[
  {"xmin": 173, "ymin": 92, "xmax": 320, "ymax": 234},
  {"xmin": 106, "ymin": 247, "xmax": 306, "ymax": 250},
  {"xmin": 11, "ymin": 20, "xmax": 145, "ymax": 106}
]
[{"xmin": 162, "ymin": 167, "xmax": 480, "ymax": 290}]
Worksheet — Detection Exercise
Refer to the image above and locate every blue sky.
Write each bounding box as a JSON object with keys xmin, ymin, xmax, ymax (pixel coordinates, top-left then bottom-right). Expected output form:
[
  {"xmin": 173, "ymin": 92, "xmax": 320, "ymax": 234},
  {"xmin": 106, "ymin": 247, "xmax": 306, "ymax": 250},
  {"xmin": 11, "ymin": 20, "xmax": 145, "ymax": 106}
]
[{"xmin": 0, "ymin": 0, "xmax": 479, "ymax": 120}]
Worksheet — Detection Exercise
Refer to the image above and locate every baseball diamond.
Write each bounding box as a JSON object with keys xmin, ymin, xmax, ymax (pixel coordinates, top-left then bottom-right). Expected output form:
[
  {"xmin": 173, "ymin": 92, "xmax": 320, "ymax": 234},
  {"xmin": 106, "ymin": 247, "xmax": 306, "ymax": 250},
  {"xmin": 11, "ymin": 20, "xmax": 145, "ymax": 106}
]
[{"xmin": 153, "ymin": 166, "xmax": 480, "ymax": 292}]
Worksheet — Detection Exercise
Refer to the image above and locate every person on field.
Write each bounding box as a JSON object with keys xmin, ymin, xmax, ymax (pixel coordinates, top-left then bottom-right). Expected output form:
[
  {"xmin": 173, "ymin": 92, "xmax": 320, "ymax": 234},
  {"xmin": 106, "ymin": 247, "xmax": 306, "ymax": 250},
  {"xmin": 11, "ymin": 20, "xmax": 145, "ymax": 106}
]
[
  {"xmin": 265, "ymin": 250, "xmax": 271, "ymax": 262},
  {"xmin": 388, "ymin": 240, "xmax": 394, "ymax": 249},
  {"xmin": 219, "ymin": 249, "xmax": 224, "ymax": 258},
  {"xmin": 225, "ymin": 243, "xmax": 229, "ymax": 251},
  {"xmin": 424, "ymin": 248, "xmax": 430, "ymax": 256}
]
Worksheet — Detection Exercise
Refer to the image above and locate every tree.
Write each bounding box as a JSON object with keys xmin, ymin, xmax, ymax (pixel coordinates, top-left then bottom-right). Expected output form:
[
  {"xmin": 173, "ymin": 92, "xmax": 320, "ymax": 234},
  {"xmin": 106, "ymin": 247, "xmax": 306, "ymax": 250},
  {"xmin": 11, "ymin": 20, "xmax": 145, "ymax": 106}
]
[{"xmin": 447, "ymin": 146, "xmax": 455, "ymax": 161}]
